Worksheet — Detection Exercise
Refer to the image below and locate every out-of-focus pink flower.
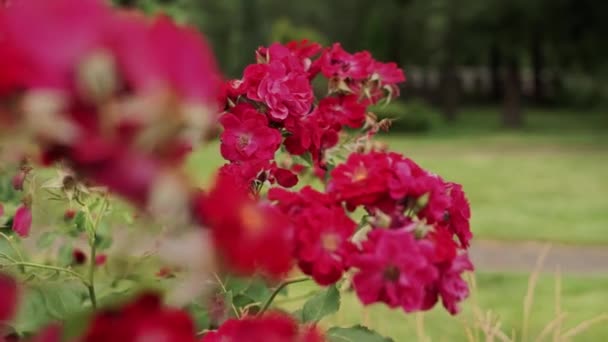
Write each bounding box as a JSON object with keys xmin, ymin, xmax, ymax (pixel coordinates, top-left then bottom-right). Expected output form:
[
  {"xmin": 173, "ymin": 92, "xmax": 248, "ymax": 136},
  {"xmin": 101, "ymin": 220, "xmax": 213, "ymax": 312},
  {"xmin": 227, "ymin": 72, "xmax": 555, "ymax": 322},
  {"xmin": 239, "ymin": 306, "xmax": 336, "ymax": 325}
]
[
  {"xmin": 29, "ymin": 324, "xmax": 63, "ymax": 342},
  {"xmin": 1, "ymin": 0, "xmax": 222, "ymax": 210},
  {"xmin": 81, "ymin": 293, "xmax": 197, "ymax": 342},
  {"xmin": 201, "ymin": 312, "xmax": 324, "ymax": 342},
  {"xmin": 0, "ymin": 273, "xmax": 18, "ymax": 322},
  {"xmin": 95, "ymin": 254, "xmax": 107, "ymax": 266},
  {"xmin": 72, "ymin": 248, "xmax": 87, "ymax": 265},
  {"xmin": 64, "ymin": 209, "xmax": 76, "ymax": 221},
  {"xmin": 11, "ymin": 171, "xmax": 25, "ymax": 191},
  {"xmin": 194, "ymin": 176, "xmax": 294, "ymax": 278},
  {"xmin": 12, "ymin": 204, "xmax": 32, "ymax": 237}
]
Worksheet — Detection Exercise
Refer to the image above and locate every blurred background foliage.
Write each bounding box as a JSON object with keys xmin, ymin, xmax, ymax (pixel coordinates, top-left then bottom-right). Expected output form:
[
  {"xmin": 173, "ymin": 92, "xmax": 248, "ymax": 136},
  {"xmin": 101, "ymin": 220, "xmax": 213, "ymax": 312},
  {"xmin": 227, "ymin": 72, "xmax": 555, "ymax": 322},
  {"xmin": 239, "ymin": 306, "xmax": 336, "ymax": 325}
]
[{"xmin": 115, "ymin": 0, "xmax": 608, "ymax": 132}]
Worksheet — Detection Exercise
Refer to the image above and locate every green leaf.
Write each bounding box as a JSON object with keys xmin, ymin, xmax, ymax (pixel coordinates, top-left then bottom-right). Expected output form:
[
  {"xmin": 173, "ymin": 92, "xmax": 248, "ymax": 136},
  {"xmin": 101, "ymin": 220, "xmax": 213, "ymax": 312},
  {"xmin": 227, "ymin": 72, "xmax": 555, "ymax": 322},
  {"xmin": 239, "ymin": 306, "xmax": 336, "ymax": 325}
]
[
  {"xmin": 301, "ymin": 285, "xmax": 340, "ymax": 323},
  {"xmin": 11, "ymin": 287, "xmax": 49, "ymax": 334},
  {"xmin": 36, "ymin": 231, "xmax": 57, "ymax": 249},
  {"xmin": 326, "ymin": 325, "xmax": 394, "ymax": 342},
  {"xmin": 57, "ymin": 243, "xmax": 74, "ymax": 267},
  {"xmin": 223, "ymin": 275, "xmax": 250, "ymax": 295},
  {"xmin": 73, "ymin": 211, "xmax": 86, "ymax": 233},
  {"xmin": 187, "ymin": 303, "xmax": 210, "ymax": 331},
  {"xmin": 300, "ymin": 152, "xmax": 314, "ymax": 167},
  {"xmin": 94, "ymin": 233, "xmax": 113, "ymax": 250},
  {"xmin": 61, "ymin": 311, "xmax": 92, "ymax": 341},
  {"xmin": 12, "ymin": 283, "xmax": 85, "ymax": 335},
  {"xmin": 243, "ymin": 278, "xmax": 271, "ymax": 303},
  {"xmin": 42, "ymin": 284, "xmax": 83, "ymax": 319}
]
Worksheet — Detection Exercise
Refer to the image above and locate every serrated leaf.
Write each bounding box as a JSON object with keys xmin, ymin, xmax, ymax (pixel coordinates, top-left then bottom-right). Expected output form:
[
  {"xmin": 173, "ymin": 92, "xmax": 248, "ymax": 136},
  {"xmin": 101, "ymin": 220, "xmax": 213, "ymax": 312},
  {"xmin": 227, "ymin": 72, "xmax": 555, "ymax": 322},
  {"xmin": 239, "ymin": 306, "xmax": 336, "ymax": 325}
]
[
  {"xmin": 326, "ymin": 325, "xmax": 394, "ymax": 342},
  {"xmin": 301, "ymin": 285, "xmax": 340, "ymax": 323}
]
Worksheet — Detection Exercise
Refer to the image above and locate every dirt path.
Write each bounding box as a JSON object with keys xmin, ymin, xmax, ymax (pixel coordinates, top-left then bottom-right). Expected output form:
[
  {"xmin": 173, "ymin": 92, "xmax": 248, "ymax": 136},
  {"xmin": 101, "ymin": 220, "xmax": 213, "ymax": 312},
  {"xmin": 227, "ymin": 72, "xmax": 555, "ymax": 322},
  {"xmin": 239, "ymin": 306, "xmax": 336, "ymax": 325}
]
[{"xmin": 470, "ymin": 240, "xmax": 608, "ymax": 275}]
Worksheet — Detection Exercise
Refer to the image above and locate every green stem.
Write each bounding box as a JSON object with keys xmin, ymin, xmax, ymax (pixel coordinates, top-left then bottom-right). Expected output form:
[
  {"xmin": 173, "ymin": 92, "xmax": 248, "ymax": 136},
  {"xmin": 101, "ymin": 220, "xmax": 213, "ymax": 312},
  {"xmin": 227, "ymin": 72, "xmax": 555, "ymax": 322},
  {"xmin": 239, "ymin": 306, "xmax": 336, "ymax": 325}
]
[
  {"xmin": 0, "ymin": 232, "xmax": 25, "ymax": 262},
  {"xmin": 258, "ymin": 276, "xmax": 310, "ymax": 315},
  {"xmin": 87, "ymin": 242, "xmax": 97, "ymax": 309},
  {"xmin": 84, "ymin": 197, "xmax": 108, "ymax": 309},
  {"xmin": 0, "ymin": 252, "xmax": 16, "ymax": 263},
  {"xmin": 3, "ymin": 261, "xmax": 89, "ymax": 285}
]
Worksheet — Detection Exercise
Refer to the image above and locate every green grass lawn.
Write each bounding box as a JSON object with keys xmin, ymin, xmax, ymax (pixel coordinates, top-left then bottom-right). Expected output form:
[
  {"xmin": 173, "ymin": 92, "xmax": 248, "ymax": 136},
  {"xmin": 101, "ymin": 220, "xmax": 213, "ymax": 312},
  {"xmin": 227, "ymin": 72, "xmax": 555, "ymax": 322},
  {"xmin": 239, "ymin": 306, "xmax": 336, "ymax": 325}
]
[
  {"xmin": 277, "ymin": 272, "xmax": 608, "ymax": 341},
  {"xmin": 187, "ymin": 107, "xmax": 608, "ymax": 244}
]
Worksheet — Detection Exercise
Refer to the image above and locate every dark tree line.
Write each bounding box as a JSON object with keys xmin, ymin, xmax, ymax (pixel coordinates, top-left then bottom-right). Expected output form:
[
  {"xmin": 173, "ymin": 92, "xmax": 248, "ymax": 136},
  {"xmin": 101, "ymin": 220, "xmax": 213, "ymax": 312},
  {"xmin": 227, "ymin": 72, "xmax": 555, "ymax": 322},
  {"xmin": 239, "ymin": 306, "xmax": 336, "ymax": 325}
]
[{"xmin": 116, "ymin": 0, "xmax": 608, "ymax": 128}]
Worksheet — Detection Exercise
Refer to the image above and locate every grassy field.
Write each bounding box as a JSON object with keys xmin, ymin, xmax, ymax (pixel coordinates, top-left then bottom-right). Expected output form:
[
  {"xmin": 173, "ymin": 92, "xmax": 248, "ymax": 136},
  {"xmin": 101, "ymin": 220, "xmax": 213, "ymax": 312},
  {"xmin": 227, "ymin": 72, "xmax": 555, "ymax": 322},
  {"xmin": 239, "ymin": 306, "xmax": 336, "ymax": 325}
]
[
  {"xmin": 278, "ymin": 272, "xmax": 608, "ymax": 341},
  {"xmin": 187, "ymin": 107, "xmax": 608, "ymax": 244}
]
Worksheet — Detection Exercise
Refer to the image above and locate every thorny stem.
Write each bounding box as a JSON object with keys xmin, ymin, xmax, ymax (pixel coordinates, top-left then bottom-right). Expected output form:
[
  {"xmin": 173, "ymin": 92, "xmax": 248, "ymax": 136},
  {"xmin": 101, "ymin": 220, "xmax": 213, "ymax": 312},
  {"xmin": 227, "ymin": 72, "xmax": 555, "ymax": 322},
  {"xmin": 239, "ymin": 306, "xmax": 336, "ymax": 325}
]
[{"xmin": 258, "ymin": 276, "xmax": 311, "ymax": 316}]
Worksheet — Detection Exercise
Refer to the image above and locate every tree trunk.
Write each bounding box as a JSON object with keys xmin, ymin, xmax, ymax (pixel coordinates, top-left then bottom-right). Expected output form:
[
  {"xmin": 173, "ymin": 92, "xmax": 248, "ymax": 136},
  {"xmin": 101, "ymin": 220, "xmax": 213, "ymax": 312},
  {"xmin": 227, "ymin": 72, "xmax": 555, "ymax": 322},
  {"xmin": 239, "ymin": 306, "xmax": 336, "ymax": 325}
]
[
  {"xmin": 489, "ymin": 45, "xmax": 503, "ymax": 103},
  {"xmin": 531, "ymin": 35, "xmax": 545, "ymax": 104},
  {"xmin": 502, "ymin": 59, "xmax": 523, "ymax": 128},
  {"xmin": 440, "ymin": 0, "xmax": 459, "ymax": 121},
  {"xmin": 440, "ymin": 64, "xmax": 459, "ymax": 122}
]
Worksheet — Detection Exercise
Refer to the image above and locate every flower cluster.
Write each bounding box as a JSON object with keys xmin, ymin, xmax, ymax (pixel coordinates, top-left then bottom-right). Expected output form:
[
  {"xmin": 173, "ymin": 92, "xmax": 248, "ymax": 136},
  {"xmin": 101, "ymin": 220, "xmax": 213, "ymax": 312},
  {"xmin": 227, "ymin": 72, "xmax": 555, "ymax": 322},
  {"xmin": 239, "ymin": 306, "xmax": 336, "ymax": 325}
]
[
  {"xmin": 256, "ymin": 151, "xmax": 474, "ymax": 314},
  {"xmin": 0, "ymin": 273, "xmax": 18, "ymax": 322},
  {"xmin": 269, "ymin": 186, "xmax": 356, "ymax": 285},
  {"xmin": 217, "ymin": 41, "xmax": 405, "ymax": 192},
  {"xmin": 194, "ymin": 42, "xmax": 472, "ymax": 317},
  {"xmin": 327, "ymin": 151, "xmax": 473, "ymax": 314},
  {"xmin": 0, "ymin": 0, "xmax": 221, "ymax": 207}
]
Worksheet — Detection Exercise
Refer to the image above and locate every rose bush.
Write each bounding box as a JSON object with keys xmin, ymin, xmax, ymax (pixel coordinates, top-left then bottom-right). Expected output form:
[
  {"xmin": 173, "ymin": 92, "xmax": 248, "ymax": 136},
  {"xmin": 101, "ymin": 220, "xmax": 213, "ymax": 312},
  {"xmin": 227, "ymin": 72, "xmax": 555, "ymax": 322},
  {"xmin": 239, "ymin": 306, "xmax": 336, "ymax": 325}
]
[{"xmin": 0, "ymin": 0, "xmax": 473, "ymax": 341}]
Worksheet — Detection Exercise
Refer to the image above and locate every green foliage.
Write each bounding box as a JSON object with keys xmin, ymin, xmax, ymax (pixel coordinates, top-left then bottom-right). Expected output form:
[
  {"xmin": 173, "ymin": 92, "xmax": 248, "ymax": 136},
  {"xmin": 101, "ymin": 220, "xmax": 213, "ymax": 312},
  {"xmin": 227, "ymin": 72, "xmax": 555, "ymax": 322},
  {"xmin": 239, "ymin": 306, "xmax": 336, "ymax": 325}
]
[
  {"xmin": 370, "ymin": 100, "xmax": 437, "ymax": 133},
  {"xmin": 270, "ymin": 17, "xmax": 328, "ymax": 45},
  {"xmin": 301, "ymin": 284, "xmax": 340, "ymax": 323},
  {"xmin": 326, "ymin": 325, "xmax": 394, "ymax": 342},
  {"xmin": 11, "ymin": 282, "xmax": 86, "ymax": 335}
]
